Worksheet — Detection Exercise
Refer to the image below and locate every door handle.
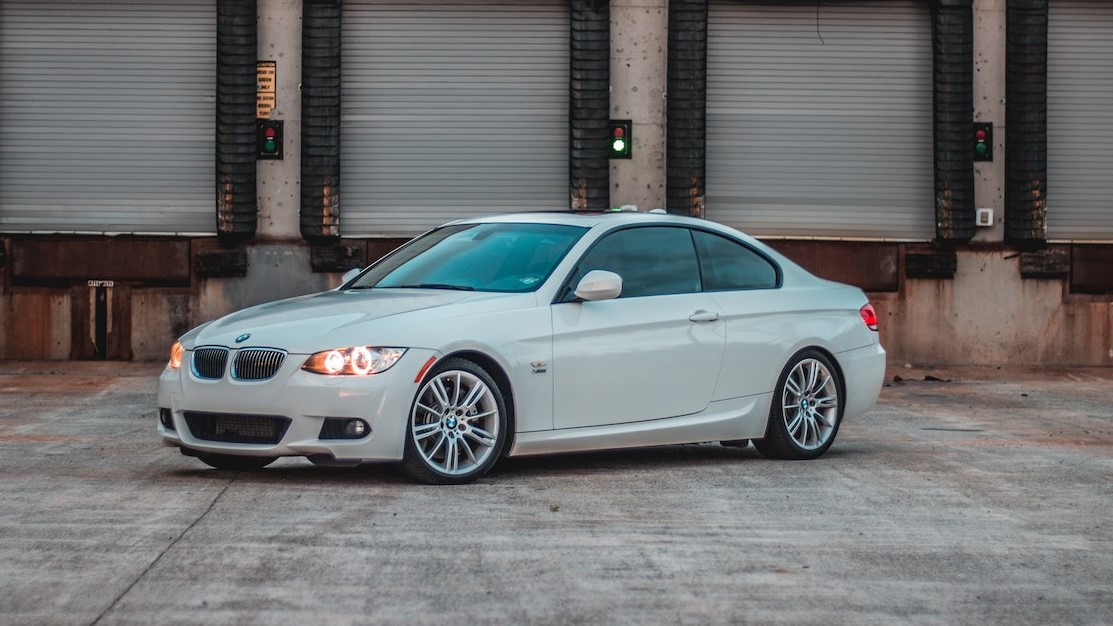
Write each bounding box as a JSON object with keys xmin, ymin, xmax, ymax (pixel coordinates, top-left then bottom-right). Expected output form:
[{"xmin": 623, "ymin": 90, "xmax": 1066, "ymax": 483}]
[{"xmin": 689, "ymin": 310, "xmax": 720, "ymax": 323}]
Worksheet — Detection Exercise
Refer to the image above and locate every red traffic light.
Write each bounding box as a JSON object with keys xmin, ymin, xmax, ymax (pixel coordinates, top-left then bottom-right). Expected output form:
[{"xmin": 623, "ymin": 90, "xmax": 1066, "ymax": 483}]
[
  {"xmin": 256, "ymin": 119, "xmax": 283, "ymax": 160},
  {"xmin": 972, "ymin": 122, "xmax": 992, "ymax": 162}
]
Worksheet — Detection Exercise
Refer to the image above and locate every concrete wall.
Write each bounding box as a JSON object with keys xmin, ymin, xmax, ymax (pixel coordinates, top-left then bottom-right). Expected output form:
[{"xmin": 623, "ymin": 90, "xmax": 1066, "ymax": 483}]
[
  {"xmin": 2, "ymin": 0, "xmax": 1111, "ymax": 366},
  {"xmin": 877, "ymin": 252, "xmax": 1113, "ymax": 366},
  {"xmin": 196, "ymin": 245, "xmax": 333, "ymax": 324}
]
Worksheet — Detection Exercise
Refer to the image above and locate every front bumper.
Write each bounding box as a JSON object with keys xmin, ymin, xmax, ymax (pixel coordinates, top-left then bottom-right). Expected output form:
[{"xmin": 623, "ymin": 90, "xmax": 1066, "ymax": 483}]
[{"xmin": 157, "ymin": 348, "xmax": 438, "ymax": 462}]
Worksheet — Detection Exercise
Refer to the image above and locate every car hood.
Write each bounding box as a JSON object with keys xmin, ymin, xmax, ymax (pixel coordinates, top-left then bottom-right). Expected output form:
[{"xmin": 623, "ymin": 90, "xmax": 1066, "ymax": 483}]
[{"xmin": 182, "ymin": 288, "xmax": 527, "ymax": 353}]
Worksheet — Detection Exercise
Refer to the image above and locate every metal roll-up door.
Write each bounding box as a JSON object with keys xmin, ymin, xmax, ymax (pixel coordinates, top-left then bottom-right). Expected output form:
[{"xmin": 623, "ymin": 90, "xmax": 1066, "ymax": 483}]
[
  {"xmin": 0, "ymin": 0, "xmax": 216, "ymax": 235},
  {"xmin": 342, "ymin": 0, "xmax": 570, "ymax": 237},
  {"xmin": 706, "ymin": 0, "xmax": 934, "ymax": 240},
  {"xmin": 1048, "ymin": 0, "xmax": 1113, "ymax": 242}
]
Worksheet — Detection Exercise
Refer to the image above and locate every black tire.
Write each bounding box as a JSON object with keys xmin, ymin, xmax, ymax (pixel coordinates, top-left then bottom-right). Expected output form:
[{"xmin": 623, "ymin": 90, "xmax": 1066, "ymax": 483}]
[
  {"xmin": 196, "ymin": 452, "xmax": 278, "ymax": 471},
  {"xmin": 753, "ymin": 349, "xmax": 844, "ymax": 460},
  {"xmin": 401, "ymin": 358, "xmax": 508, "ymax": 485}
]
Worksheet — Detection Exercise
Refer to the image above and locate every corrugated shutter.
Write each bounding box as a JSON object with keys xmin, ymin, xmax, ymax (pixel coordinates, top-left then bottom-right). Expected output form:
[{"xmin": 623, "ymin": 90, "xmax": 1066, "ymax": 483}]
[
  {"xmin": 1047, "ymin": 0, "xmax": 1113, "ymax": 241},
  {"xmin": 0, "ymin": 0, "xmax": 215, "ymax": 235},
  {"xmin": 342, "ymin": 0, "xmax": 570, "ymax": 238},
  {"xmin": 705, "ymin": 0, "xmax": 934, "ymax": 240}
]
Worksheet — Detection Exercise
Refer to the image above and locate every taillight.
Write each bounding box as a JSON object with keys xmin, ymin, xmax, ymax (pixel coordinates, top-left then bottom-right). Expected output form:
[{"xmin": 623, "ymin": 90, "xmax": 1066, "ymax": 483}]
[{"xmin": 860, "ymin": 304, "xmax": 879, "ymax": 331}]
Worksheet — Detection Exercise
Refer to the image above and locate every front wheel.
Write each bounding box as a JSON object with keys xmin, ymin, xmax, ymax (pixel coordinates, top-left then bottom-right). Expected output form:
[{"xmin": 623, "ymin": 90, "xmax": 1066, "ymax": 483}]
[
  {"xmin": 401, "ymin": 358, "xmax": 508, "ymax": 485},
  {"xmin": 753, "ymin": 350, "xmax": 844, "ymax": 460}
]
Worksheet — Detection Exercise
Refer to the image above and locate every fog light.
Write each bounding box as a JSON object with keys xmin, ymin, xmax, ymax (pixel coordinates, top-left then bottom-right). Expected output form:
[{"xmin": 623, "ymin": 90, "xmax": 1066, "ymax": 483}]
[
  {"xmin": 319, "ymin": 417, "xmax": 371, "ymax": 440},
  {"xmin": 346, "ymin": 420, "xmax": 368, "ymax": 438},
  {"xmin": 159, "ymin": 408, "xmax": 175, "ymax": 431}
]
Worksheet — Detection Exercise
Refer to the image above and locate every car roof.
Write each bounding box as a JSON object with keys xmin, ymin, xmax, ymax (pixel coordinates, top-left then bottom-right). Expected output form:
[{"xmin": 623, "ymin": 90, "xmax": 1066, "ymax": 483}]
[
  {"xmin": 440, "ymin": 211, "xmax": 820, "ymax": 287},
  {"xmin": 449, "ymin": 210, "xmax": 710, "ymax": 230},
  {"xmin": 447, "ymin": 210, "xmax": 783, "ymax": 257}
]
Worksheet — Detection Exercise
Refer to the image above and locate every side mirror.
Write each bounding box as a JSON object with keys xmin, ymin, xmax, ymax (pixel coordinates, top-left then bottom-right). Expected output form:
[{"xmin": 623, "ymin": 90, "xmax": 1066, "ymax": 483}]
[
  {"xmin": 574, "ymin": 270, "xmax": 622, "ymax": 301},
  {"xmin": 339, "ymin": 267, "xmax": 363, "ymax": 288}
]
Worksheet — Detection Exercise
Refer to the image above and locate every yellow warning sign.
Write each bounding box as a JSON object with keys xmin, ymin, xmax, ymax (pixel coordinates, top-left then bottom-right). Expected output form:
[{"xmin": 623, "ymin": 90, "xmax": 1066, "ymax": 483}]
[{"xmin": 257, "ymin": 61, "xmax": 276, "ymax": 119}]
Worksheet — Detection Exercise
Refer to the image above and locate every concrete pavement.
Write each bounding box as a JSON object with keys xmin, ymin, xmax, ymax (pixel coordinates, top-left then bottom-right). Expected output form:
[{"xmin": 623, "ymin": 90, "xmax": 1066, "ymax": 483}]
[{"xmin": 0, "ymin": 361, "xmax": 1110, "ymax": 625}]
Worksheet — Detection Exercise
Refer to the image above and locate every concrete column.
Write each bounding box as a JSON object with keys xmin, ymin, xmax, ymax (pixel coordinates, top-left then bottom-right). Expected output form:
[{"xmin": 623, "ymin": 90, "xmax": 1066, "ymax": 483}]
[
  {"xmin": 256, "ymin": 0, "xmax": 302, "ymax": 239},
  {"xmin": 972, "ymin": 0, "xmax": 1006, "ymax": 242},
  {"xmin": 195, "ymin": 1, "xmax": 329, "ymax": 333},
  {"xmin": 610, "ymin": 0, "xmax": 668, "ymax": 210}
]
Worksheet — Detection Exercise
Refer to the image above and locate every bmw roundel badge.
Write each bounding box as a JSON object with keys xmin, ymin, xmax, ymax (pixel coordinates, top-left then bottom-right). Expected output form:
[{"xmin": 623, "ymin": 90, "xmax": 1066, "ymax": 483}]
[{"xmin": 235, "ymin": 333, "xmax": 251, "ymax": 344}]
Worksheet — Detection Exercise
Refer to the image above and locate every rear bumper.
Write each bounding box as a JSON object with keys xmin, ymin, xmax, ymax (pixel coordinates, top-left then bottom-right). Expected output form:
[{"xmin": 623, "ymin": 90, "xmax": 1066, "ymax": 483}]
[{"xmin": 837, "ymin": 341, "xmax": 886, "ymax": 420}]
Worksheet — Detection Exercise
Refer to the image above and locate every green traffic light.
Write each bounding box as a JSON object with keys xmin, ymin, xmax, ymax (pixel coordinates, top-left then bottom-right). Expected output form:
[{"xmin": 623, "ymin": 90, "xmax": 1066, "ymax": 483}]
[
  {"xmin": 265, "ymin": 139, "xmax": 277, "ymax": 153},
  {"xmin": 608, "ymin": 120, "xmax": 632, "ymax": 159},
  {"xmin": 975, "ymin": 142, "xmax": 987, "ymax": 155}
]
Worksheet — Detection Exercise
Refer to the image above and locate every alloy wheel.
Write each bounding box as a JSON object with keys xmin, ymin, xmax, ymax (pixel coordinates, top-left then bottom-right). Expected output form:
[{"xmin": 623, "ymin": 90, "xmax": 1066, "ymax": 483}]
[
  {"xmin": 410, "ymin": 369, "xmax": 501, "ymax": 477},
  {"xmin": 780, "ymin": 357, "xmax": 839, "ymax": 451}
]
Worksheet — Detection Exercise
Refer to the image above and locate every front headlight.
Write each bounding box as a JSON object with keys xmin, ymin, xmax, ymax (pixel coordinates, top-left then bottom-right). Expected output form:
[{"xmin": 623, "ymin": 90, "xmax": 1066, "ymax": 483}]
[
  {"xmin": 302, "ymin": 347, "xmax": 407, "ymax": 376},
  {"xmin": 167, "ymin": 341, "xmax": 184, "ymax": 370}
]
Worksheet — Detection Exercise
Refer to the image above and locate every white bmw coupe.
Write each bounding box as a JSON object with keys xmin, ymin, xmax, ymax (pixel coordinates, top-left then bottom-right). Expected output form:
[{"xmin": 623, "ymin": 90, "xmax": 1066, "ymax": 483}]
[{"xmin": 158, "ymin": 211, "xmax": 885, "ymax": 484}]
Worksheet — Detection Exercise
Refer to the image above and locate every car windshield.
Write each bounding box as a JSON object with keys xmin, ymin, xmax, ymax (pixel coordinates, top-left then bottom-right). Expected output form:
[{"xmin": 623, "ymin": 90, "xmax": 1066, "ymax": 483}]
[{"xmin": 349, "ymin": 222, "xmax": 588, "ymax": 293}]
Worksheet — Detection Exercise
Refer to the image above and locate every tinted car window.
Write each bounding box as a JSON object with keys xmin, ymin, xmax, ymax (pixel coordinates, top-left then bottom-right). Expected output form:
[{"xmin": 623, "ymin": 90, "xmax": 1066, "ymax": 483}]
[
  {"xmin": 567, "ymin": 226, "xmax": 702, "ymax": 299},
  {"xmin": 353, "ymin": 223, "xmax": 587, "ymax": 292},
  {"xmin": 692, "ymin": 230, "xmax": 778, "ymax": 290}
]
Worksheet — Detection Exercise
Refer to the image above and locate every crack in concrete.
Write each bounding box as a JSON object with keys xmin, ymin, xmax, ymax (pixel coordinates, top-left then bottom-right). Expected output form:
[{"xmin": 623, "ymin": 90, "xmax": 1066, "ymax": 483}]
[{"xmin": 88, "ymin": 475, "xmax": 238, "ymax": 626}]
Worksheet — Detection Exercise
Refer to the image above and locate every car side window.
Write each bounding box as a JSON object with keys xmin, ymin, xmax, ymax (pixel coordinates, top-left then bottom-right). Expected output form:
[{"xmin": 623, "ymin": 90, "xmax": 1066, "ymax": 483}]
[
  {"xmin": 568, "ymin": 226, "xmax": 702, "ymax": 299},
  {"xmin": 692, "ymin": 230, "xmax": 779, "ymax": 290}
]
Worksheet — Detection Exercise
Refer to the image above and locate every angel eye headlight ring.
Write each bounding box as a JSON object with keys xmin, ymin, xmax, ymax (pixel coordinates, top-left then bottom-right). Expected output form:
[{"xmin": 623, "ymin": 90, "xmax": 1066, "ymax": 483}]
[{"xmin": 303, "ymin": 347, "xmax": 407, "ymax": 376}]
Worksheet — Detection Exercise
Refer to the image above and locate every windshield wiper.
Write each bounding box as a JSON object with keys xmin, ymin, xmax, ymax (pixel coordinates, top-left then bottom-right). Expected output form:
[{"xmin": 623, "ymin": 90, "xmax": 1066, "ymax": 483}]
[{"xmin": 390, "ymin": 283, "xmax": 476, "ymax": 291}]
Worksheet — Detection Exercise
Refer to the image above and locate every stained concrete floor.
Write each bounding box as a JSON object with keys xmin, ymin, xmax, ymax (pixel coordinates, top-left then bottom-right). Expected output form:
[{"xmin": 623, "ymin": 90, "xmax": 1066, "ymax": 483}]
[{"xmin": 0, "ymin": 361, "xmax": 1110, "ymax": 625}]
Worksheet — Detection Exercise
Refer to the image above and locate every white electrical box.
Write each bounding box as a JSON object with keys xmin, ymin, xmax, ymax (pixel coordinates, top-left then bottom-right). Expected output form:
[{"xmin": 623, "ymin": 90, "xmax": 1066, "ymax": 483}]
[{"xmin": 976, "ymin": 208, "xmax": 994, "ymax": 227}]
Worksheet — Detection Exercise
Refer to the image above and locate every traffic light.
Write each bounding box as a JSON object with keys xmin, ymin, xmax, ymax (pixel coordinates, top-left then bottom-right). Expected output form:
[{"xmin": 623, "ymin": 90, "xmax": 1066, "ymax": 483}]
[
  {"xmin": 608, "ymin": 120, "xmax": 632, "ymax": 159},
  {"xmin": 973, "ymin": 122, "xmax": 992, "ymax": 162},
  {"xmin": 256, "ymin": 119, "xmax": 283, "ymax": 160}
]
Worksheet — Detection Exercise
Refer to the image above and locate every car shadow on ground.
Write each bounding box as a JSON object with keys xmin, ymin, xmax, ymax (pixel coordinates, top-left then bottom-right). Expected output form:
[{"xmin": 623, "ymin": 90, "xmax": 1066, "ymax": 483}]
[
  {"xmin": 161, "ymin": 442, "xmax": 860, "ymax": 485},
  {"xmin": 495, "ymin": 441, "xmax": 855, "ymax": 475}
]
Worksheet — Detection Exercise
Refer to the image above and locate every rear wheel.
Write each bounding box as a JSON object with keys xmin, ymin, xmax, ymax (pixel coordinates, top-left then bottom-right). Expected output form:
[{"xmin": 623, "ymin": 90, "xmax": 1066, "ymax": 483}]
[
  {"xmin": 754, "ymin": 350, "xmax": 843, "ymax": 460},
  {"xmin": 402, "ymin": 358, "xmax": 508, "ymax": 485},
  {"xmin": 196, "ymin": 452, "xmax": 277, "ymax": 471}
]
